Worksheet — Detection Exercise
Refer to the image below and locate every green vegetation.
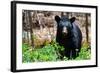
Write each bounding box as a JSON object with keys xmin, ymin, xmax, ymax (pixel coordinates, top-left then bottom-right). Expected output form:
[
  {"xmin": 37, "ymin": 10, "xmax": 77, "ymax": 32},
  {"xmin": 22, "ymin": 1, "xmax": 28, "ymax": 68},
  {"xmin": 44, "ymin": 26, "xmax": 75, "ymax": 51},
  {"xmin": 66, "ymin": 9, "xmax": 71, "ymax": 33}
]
[
  {"xmin": 76, "ymin": 42, "xmax": 91, "ymax": 60},
  {"xmin": 22, "ymin": 41, "xmax": 91, "ymax": 63}
]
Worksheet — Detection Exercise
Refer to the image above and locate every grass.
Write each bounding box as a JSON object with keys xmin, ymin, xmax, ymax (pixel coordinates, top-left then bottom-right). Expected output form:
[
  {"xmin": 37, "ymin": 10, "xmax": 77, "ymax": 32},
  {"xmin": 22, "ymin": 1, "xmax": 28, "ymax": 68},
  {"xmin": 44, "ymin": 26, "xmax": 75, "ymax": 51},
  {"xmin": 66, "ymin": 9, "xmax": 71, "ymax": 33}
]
[
  {"xmin": 75, "ymin": 42, "xmax": 91, "ymax": 60},
  {"xmin": 22, "ymin": 41, "xmax": 91, "ymax": 63}
]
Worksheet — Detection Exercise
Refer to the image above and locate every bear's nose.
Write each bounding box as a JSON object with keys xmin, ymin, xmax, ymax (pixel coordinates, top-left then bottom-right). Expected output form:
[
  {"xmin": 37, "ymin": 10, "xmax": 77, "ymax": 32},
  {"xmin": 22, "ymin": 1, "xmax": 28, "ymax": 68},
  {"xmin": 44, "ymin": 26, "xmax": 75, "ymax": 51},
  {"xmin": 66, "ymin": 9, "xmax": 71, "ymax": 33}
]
[{"xmin": 62, "ymin": 27, "xmax": 68, "ymax": 34}]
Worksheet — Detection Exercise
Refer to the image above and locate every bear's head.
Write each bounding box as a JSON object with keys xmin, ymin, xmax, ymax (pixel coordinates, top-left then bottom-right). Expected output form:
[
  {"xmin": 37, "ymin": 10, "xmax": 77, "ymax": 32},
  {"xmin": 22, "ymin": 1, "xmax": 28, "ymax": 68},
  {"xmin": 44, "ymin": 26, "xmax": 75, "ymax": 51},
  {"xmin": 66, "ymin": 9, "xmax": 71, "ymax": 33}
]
[{"xmin": 55, "ymin": 15, "xmax": 76, "ymax": 36}]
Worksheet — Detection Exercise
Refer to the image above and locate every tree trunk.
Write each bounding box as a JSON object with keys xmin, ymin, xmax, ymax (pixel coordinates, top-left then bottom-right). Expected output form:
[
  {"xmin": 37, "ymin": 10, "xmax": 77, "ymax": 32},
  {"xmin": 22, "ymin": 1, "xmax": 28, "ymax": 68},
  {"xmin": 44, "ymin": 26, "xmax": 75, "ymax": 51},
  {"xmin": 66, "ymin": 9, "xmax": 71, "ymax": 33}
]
[
  {"xmin": 85, "ymin": 13, "xmax": 89, "ymax": 43},
  {"xmin": 61, "ymin": 12, "xmax": 64, "ymax": 17},
  {"xmin": 28, "ymin": 11, "xmax": 34, "ymax": 47},
  {"xmin": 66, "ymin": 12, "xmax": 69, "ymax": 18}
]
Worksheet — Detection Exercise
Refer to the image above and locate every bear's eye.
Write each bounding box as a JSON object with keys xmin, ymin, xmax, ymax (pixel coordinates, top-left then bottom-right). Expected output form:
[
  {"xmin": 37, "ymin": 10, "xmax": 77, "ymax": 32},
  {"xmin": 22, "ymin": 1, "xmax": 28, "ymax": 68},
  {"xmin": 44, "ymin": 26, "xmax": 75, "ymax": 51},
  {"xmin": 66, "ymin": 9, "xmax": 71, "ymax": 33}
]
[
  {"xmin": 59, "ymin": 21, "xmax": 67, "ymax": 26},
  {"xmin": 66, "ymin": 22, "xmax": 72, "ymax": 28},
  {"xmin": 59, "ymin": 20, "xmax": 72, "ymax": 29}
]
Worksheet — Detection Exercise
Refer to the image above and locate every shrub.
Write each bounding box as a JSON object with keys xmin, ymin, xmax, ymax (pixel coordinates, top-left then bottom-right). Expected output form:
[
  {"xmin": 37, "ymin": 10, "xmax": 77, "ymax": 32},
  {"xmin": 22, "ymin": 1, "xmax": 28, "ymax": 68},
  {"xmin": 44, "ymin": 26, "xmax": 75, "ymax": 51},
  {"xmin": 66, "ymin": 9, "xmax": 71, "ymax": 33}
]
[
  {"xmin": 22, "ymin": 41, "xmax": 62, "ymax": 62},
  {"xmin": 22, "ymin": 40, "xmax": 91, "ymax": 62}
]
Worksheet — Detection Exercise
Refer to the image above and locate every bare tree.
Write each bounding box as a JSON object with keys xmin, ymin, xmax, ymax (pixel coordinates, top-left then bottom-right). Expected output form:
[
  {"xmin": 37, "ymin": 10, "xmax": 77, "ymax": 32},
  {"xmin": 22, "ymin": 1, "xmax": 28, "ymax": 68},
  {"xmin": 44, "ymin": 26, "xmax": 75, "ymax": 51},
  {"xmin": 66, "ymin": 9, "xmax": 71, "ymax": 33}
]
[
  {"xmin": 61, "ymin": 12, "xmax": 64, "ymax": 17},
  {"xmin": 66, "ymin": 12, "xmax": 70, "ymax": 18},
  {"xmin": 85, "ymin": 13, "xmax": 89, "ymax": 43},
  {"xmin": 28, "ymin": 11, "xmax": 34, "ymax": 47},
  {"xmin": 25, "ymin": 11, "xmax": 30, "ymax": 45}
]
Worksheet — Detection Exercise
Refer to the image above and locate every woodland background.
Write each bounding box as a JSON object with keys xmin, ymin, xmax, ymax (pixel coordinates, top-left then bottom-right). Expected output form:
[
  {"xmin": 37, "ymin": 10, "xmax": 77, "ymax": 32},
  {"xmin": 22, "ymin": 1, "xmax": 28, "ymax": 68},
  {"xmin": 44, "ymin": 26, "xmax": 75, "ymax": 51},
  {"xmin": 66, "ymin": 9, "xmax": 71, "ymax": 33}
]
[{"xmin": 22, "ymin": 10, "xmax": 91, "ymax": 62}]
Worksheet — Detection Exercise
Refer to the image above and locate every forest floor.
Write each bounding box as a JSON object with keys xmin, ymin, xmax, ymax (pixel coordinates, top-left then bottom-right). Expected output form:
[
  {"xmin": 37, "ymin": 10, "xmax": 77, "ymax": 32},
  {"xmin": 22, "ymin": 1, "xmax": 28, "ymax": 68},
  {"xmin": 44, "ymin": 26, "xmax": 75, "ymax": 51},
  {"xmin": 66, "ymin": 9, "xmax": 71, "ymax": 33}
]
[{"xmin": 22, "ymin": 40, "xmax": 91, "ymax": 63}]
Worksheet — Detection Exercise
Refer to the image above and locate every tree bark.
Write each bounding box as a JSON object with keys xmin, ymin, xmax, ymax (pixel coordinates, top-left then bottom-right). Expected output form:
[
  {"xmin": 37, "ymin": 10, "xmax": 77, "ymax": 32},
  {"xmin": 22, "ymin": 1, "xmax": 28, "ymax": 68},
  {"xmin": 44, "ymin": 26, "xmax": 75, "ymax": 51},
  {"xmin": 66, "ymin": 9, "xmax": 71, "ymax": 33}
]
[
  {"xmin": 85, "ymin": 13, "xmax": 89, "ymax": 43},
  {"xmin": 66, "ymin": 12, "xmax": 69, "ymax": 18},
  {"xmin": 28, "ymin": 11, "xmax": 34, "ymax": 47}
]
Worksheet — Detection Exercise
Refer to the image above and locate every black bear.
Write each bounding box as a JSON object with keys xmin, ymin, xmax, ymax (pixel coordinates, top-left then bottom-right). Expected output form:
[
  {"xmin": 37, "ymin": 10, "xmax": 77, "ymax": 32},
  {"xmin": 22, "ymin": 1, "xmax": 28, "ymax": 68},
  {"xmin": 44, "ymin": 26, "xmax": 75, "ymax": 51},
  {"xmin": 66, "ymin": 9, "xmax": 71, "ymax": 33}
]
[{"xmin": 55, "ymin": 15, "xmax": 82, "ymax": 59}]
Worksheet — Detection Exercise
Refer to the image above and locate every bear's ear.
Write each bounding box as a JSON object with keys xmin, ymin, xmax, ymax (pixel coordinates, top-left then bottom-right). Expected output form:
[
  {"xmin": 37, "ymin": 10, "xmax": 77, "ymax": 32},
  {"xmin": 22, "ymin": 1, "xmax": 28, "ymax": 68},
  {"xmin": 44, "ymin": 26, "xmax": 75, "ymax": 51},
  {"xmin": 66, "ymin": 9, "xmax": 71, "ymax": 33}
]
[
  {"xmin": 55, "ymin": 15, "xmax": 61, "ymax": 23},
  {"xmin": 70, "ymin": 17, "xmax": 76, "ymax": 23}
]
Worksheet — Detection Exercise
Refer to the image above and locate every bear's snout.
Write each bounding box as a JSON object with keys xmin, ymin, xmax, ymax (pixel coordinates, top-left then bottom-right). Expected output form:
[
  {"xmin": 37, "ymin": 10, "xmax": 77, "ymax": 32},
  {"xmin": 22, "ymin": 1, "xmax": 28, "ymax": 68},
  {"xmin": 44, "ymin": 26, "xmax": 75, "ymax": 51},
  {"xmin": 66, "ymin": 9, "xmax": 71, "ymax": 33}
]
[{"xmin": 62, "ymin": 26, "xmax": 68, "ymax": 35}]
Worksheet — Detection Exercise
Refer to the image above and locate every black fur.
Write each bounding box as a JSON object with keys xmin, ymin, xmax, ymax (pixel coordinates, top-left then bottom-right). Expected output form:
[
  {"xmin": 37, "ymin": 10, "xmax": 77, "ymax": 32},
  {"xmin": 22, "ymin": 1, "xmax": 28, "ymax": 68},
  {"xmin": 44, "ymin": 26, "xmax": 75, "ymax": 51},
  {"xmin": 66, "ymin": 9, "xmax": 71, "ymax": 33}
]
[{"xmin": 55, "ymin": 15, "xmax": 82, "ymax": 59}]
